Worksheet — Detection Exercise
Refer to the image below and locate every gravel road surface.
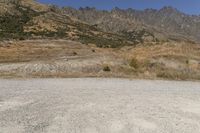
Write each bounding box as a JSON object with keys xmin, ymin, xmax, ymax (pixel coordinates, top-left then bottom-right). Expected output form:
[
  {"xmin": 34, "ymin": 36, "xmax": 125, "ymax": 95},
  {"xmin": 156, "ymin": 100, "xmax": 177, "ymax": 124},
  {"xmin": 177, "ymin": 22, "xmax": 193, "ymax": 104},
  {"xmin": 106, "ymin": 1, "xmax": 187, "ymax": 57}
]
[{"xmin": 0, "ymin": 78, "xmax": 200, "ymax": 133}]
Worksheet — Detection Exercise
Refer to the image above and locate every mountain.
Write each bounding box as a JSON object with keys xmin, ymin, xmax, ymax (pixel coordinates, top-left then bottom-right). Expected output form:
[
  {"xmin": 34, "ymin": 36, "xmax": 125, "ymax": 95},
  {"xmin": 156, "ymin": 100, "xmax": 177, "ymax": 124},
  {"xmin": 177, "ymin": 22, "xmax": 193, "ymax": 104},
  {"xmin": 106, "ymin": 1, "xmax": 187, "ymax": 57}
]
[
  {"xmin": 0, "ymin": 0, "xmax": 200, "ymax": 45},
  {"xmin": 62, "ymin": 6, "xmax": 200, "ymax": 42},
  {"xmin": 0, "ymin": 0, "xmax": 159, "ymax": 48}
]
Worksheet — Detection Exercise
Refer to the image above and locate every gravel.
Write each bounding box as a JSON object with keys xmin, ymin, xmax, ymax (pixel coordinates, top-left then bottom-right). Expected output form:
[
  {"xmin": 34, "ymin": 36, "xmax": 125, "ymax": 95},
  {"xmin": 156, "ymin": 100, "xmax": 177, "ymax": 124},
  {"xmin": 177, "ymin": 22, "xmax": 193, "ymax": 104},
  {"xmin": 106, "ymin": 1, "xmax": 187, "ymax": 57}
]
[{"xmin": 0, "ymin": 78, "xmax": 200, "ymax": 133}]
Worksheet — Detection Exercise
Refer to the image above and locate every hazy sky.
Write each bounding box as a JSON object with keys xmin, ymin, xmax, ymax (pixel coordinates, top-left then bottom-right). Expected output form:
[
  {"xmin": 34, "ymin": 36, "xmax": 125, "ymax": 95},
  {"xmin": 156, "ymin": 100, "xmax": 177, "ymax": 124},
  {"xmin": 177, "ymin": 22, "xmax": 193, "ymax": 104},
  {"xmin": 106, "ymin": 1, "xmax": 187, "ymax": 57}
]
[{"xmin": 38, "ymin": 0, "xmax": 200, "ymax": 15}]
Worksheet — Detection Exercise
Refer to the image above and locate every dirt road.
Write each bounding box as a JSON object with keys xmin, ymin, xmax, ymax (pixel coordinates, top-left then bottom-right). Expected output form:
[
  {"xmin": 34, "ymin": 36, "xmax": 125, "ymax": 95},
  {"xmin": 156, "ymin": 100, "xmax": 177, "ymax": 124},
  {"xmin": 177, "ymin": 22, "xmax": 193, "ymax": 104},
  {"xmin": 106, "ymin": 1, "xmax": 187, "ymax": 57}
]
[{"xmin": 0, "ymin": 78, "xmax": 200, "ymax": 133}]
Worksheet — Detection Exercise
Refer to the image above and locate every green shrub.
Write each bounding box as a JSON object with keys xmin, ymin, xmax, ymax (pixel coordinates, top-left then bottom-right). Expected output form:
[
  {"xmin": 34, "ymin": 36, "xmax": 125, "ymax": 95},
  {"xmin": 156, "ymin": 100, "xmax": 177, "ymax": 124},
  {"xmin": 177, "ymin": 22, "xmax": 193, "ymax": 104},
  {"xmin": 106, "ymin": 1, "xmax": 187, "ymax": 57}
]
[
  {"xmin": 19, "ymin": 37, "xmax": 25, "ymax": 40},
  {"xmin": 129, "ymin": 58, "xmax": 139, "ymax": 69},
  {"xmin": 103, "ymin": 66, "xmax": 111, "ymax": 72},
  {"xmin": 186, "ymin": 59, "xmax": 189, "ymax": 64},
  {"xmin": 73, "ymin": 52, "xmax": 77, "ymax": 55},
  {"xmin": 0, "ymin": 5, "xmax": 42, "ymax": 39}
]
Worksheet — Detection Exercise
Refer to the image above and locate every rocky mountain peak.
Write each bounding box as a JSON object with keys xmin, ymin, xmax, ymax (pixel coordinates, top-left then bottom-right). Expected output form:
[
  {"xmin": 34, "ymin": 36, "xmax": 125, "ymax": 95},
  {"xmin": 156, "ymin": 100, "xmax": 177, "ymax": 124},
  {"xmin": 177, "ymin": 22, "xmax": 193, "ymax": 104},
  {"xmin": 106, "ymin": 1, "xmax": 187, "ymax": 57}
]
[
  {"xmin": 61, "ymin": 5, "xmax": 200, "ymax": 42},
  {"xmin": 79, "ymin": 7, "xmax": 96, "ymax": 11},
  {"xmin": 159, "ymin": 6, "xmax": 179, "ymax": 14},
  {"xmin": 144, "ymin": 8, "xmax": 157, "ymax": 13}
]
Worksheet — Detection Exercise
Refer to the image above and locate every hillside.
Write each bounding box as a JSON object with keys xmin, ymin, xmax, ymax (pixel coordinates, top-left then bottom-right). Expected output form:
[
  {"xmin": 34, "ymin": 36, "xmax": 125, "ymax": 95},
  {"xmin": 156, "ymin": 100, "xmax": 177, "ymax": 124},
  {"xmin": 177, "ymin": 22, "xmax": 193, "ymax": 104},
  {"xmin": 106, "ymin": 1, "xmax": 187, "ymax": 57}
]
[
  {"xmin": 0, "ymin": 40, "xmax": 200, "ymax": 80},
  {"xmin": 1, "ymin": 0, "xmax": 200, "ymax": 45},
  {"xmin": 0, "ymin": 0, "xmax": 159, "ymax": 48},
  {"xmin": 1, "ymin": 0, "xmax": 200, "ymax": 44},
  {"xmin": 0, "ymin": 0, "xmax": 199, "ymax": 80}
]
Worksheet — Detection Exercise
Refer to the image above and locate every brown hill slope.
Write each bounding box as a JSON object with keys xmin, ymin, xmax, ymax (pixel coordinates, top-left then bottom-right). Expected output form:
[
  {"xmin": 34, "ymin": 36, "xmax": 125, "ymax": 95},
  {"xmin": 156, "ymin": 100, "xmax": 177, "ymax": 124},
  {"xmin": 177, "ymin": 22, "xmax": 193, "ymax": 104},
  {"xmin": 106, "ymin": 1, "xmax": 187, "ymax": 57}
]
[
  {"xmin": 0, "ymin": 0, "xmax": 158, "ymax": 47},
  {"xmin": 1, "ymin": 0, "xmax": 199, "ymax": 44}
]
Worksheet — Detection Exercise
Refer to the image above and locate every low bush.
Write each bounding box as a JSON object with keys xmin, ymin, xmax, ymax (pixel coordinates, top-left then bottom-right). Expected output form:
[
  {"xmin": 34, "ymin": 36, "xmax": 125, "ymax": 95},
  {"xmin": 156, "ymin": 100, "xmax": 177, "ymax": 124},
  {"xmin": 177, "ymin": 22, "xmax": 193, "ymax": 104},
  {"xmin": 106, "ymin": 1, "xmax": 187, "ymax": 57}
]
[
  {"xmin": 73, "ymin": 52, "xmax": 77, "ymax": 55},
  {"xmin": 156, "ymin": 70, "xmax": 199, "ymax": 80},
  {"xmin": 129, "ymin": 58, "xmax": 139, "ymax": 69},
  {"xmin": 103, "ymin": 66, "xmax": 111, "ymax": 72}
]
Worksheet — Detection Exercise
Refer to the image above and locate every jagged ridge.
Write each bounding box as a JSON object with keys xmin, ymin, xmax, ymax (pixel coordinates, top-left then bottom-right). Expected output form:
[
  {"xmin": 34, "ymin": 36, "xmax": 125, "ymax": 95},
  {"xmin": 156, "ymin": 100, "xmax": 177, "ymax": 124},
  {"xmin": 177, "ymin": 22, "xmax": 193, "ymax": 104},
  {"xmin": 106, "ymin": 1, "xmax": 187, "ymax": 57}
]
[{"xmin": 62, "ymin": 6, "xmax": 200, "ymax": 42}]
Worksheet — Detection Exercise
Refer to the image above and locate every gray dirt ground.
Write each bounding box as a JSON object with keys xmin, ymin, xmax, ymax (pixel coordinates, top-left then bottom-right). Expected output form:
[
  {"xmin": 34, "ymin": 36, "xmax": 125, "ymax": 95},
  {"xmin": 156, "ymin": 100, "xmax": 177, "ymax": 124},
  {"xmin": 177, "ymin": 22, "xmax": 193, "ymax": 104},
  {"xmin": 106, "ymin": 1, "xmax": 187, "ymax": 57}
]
[{"xmin": 0, "ymin": 78, "xmax": 200, "ymax": 133}]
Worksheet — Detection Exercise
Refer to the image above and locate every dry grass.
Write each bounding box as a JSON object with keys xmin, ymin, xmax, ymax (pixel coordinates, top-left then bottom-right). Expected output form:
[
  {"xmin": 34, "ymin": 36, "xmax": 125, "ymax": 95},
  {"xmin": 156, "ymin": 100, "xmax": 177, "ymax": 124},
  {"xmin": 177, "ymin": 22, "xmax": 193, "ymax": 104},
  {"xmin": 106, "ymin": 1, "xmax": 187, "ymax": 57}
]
[
  {"xmin": 126, "ymin": 42, "xmax": 200, "ymax": 61},
  {"xmin": 0, "ymin": 40, "xmax": 98, "ymax": 63},
  {"xmin": 0, "ymin": 40, "xmax": 199, "ymax": 80},
  {"xmin": 121, "ymin": 42, "xmax": 200, "ymax": 80}
]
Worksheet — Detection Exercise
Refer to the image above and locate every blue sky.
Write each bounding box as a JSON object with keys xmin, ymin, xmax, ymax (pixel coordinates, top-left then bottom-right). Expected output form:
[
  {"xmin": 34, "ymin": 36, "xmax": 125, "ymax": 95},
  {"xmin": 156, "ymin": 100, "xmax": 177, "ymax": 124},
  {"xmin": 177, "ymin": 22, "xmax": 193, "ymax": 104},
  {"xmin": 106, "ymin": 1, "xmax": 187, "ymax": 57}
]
[{"xmin": 38, "ymin": 0, "xmax": 200, "ymax": 15}]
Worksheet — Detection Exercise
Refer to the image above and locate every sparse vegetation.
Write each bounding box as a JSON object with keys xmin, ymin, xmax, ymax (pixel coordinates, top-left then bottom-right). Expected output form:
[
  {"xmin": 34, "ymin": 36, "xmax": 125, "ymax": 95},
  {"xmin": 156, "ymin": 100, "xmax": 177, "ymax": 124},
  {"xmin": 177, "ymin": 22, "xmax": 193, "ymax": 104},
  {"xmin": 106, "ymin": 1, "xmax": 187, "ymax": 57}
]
[
  {"xmin": 0, "ymin": 4, "xmax": 42, "ymax": 40},
  {"xmin": 156, "ymin": 69, "xmax": 200, "ymax": 80},
  {"xmin": 122, "ymin": 29, "xmax": 157, "ymax": 44},
  {"xmin": 78, "ymin": 34, "xmax": 126, "ymax": 48}
]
